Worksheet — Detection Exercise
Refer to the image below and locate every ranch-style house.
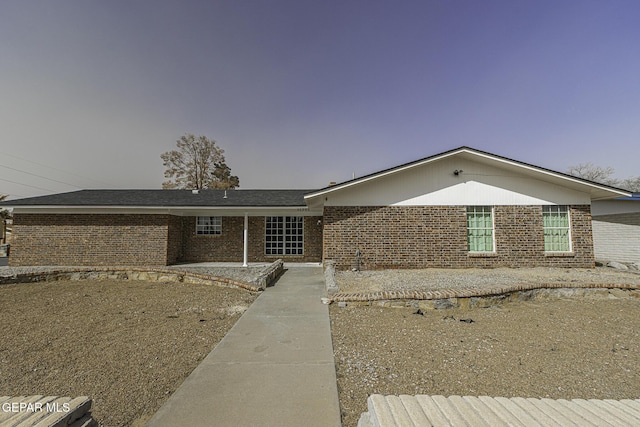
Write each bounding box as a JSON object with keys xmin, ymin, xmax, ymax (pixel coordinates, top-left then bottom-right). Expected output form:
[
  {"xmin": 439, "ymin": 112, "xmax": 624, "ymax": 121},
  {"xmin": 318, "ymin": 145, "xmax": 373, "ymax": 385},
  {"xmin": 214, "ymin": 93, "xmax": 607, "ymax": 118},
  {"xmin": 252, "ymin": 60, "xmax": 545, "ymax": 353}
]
[{"xmin": 1, "ymin": 147, "xmax": 633, "ymax": 269}]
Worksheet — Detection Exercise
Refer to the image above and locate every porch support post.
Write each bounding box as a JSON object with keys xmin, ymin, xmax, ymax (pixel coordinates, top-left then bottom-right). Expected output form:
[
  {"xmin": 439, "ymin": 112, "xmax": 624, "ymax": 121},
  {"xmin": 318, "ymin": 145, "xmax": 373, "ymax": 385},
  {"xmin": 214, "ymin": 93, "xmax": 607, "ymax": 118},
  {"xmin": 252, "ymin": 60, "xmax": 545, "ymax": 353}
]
[{"xmin": 243, "ymin": 212, "xmax": 248, "ymax": 267}]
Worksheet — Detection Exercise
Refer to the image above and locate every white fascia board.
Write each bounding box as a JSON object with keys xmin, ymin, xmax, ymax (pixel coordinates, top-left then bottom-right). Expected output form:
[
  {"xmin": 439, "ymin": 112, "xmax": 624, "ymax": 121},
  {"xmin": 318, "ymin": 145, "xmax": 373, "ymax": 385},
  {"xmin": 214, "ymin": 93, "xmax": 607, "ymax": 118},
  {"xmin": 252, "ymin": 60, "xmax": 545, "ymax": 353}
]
[
  {"xmin": 12, "ymin": 206, "xmax": 322, "ymax": 216},
  {"xmin": 466, "ymin": 150, "xmax": 632, "ymax": 198}
]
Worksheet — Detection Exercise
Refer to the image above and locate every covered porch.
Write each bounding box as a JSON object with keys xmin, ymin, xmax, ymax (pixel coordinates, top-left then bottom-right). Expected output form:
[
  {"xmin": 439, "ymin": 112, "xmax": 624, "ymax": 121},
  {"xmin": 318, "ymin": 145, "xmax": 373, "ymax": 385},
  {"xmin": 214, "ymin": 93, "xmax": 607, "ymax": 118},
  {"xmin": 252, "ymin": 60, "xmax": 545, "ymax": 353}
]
[{"xmin": 168, "ymin": 207, "xmax": 323, "ymax": 266}]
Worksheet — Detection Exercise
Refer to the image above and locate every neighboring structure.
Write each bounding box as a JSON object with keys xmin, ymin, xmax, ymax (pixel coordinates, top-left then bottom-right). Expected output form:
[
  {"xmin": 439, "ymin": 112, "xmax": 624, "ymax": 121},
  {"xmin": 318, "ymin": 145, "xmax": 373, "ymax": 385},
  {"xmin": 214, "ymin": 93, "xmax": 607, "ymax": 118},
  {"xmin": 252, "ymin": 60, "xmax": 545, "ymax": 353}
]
[
  {"xmin": 1, "ymin": 147, "xmax": 631, "ymax": 268},
  {"xmin": 592, "ymin": 193, "xmax": 640, "ymax": 264}
]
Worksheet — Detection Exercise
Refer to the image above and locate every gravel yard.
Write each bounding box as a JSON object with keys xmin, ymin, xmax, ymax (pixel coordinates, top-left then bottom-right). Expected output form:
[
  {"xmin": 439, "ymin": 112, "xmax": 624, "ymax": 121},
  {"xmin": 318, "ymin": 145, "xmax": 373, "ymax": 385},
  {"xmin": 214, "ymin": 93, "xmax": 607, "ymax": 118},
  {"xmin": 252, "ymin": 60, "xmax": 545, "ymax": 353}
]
[
  {"xmin": 3, "ymin": 265, "xmax": 640, "ymax": 427},
  {"xmin": 332, "ymin": 267, "xmax": 640, "ymax": 426},
  {"xmin": 331, "ymin": 298, "xmax": 640, "ymax": 427},
  {"xmin": 0, "ymin": 278, "xmax": 257, "ymax": 426},
  {"xmin": 336, "ymin": 266, "xmax": 640, "ymax": 294}
]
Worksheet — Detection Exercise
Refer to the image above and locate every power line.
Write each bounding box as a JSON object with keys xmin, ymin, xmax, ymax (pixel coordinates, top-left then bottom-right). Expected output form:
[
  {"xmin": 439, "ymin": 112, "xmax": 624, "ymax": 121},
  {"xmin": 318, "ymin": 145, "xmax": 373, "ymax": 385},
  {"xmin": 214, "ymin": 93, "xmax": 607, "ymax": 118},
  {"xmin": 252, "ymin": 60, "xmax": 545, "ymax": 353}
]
[
  {"xmin": 0, "ymin": 150, "xmax": 118, "ymax": 188},
  {"xmin": 0, "ymin": 177, "xmax": 56, "ymax": 193},
  {"xmin": 0, "ymin": 163, "xmax": 82, "ymax": 189}
]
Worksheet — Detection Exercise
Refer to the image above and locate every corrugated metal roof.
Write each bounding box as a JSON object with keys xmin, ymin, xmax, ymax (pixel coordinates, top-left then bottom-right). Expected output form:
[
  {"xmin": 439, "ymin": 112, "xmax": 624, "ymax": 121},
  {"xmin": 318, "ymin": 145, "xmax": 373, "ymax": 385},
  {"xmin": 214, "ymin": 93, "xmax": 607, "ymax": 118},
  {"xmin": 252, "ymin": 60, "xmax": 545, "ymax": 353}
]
[{"xmin": 359, "ymin": 394, "xmax": 640, "ymax": 427}]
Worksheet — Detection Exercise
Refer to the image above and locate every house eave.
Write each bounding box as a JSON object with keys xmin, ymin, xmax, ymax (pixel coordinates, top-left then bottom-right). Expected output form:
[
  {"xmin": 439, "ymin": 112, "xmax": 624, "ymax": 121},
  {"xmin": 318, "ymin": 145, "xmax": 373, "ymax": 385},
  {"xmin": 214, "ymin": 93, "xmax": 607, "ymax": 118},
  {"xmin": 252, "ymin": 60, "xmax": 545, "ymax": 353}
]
[{"xmin": 10, "ymin": 205, "xmax": 323, "ymax": 216}]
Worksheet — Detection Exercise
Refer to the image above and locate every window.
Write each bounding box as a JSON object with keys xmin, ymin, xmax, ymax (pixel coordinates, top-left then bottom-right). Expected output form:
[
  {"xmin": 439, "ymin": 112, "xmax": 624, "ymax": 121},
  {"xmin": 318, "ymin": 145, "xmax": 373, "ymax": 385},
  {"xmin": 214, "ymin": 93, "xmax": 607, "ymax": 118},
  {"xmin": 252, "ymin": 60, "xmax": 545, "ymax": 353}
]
[
  {"xmin": 265, "ymin": 216, "xmax": 304, "ymax": 255},
  {"xmin": 543, "ymin": 206, "xmax": 571, "ymax": 252},
  {"xmin": 466, "ymin": 206, "xmax": 494, "ymax": 252},
  {"xmin": 196, "ymin": 216, "xmax": 222, "ymax": 235}
]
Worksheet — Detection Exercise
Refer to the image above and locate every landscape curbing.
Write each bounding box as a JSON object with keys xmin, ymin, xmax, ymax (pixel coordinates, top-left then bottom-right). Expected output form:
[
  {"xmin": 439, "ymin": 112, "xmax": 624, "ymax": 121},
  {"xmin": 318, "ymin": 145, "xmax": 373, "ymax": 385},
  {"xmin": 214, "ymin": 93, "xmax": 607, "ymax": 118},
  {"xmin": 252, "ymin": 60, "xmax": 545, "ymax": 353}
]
[
  {"xmin": 329, "ymin": 282, "xmax": 640, "ymax": 309},
  {"xmin": 0, "ymin": 260, "xmax": 287, "ymax": 293},
  {"xmin": 322, "ymin": 262, "xmax": 640, "ymax": 308}
]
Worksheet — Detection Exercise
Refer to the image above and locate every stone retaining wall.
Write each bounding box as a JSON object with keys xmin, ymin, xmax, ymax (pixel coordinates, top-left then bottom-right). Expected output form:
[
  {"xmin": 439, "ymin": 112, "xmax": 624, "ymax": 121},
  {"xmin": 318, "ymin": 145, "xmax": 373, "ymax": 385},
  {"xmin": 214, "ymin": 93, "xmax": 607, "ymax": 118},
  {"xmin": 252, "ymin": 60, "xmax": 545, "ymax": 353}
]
[
  {"xmin": 0, "ymin": 267, "xmax": 263, "ymax": 292},
  {"xmin": 254, "ymin": 259, "xmax": 284, "ymax": 289},
  {"xmin": 323, "ymin": 260, "xmax": 339, "ymax": 295}
]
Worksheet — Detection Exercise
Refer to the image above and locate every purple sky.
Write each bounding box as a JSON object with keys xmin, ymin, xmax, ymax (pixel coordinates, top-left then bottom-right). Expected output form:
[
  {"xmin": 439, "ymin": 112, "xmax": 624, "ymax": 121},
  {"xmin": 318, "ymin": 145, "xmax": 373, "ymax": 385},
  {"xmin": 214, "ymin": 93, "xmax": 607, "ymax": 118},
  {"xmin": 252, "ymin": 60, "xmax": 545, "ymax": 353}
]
[{"xmin": 1, "ymin": 1, "xmax": 639, "ymax": 199}]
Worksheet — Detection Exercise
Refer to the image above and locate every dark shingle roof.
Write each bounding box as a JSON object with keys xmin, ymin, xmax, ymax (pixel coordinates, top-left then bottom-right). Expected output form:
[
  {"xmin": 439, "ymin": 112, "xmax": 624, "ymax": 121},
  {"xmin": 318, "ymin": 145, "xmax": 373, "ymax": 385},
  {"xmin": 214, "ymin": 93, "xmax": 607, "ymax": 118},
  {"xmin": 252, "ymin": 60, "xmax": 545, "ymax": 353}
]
[{"xmin": 0, "ymin": 189, "xmax": 315, "ymax": 207}]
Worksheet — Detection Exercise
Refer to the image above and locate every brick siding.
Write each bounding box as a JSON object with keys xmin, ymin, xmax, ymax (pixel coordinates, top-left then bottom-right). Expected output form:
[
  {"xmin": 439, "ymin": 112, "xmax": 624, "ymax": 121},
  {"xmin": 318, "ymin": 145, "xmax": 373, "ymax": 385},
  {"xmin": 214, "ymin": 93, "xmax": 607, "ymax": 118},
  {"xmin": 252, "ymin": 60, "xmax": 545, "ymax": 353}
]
[
  {"xmin": 323, "ymin": 205, "xmax": 594, "ymax": 270},
  {"xmin": 167, "ymin": 215, "xmax": 183, "ymax": 264},
  {"xmin": 9, "ymin": 214, "xmax": 173, "ymax": 266},
  {"xmin": 10, "ymin": 214, "xmax": 323, "ymax": 266}
]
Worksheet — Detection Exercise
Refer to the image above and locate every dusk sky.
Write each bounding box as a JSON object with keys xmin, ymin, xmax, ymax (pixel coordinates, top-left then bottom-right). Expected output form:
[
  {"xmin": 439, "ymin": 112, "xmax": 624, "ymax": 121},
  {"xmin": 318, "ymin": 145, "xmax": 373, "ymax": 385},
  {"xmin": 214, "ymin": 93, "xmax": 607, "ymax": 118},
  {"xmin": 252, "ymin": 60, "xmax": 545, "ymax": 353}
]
[{"xmin": 2, "ymin": 1, "xmax": 639, "ymax": 199}]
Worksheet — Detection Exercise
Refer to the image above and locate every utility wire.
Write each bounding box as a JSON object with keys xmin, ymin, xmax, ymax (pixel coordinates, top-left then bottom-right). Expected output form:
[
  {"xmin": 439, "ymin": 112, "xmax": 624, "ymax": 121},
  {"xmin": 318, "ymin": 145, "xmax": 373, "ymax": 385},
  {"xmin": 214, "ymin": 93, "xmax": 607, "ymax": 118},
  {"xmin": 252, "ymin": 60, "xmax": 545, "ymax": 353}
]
[
  {"xmin": 0, "ymin": 163, "xmax": 82, "ymax": 189},
  {"xmin": 0, "ymin": 177, "xmax": 56, "ymax": 193},
  {"xmin": 0, "ymin": 150, "xmax": 118, "ymax": 188}
]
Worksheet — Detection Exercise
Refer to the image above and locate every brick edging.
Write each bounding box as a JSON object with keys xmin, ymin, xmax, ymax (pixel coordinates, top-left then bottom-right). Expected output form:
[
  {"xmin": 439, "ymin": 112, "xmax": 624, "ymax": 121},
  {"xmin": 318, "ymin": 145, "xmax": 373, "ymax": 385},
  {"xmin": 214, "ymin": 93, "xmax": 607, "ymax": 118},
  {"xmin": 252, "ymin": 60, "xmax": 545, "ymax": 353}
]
[
  {"xmin": 330, "ymin": 282, "xmax": 640, "ymax": 302},
  {"xmin": 0, "ymin": 267, "xmax": 262, "ymax": 293}
]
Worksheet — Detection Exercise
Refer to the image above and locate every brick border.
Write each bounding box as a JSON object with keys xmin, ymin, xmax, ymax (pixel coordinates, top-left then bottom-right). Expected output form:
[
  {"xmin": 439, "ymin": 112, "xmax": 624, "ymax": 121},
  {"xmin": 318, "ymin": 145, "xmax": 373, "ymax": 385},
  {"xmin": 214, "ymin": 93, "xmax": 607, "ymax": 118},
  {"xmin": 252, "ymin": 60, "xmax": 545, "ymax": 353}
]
[
  {"xmin": 331, "ymin": 282, "xmax": 640, "ymax": 302},
  {"xmin": 329, "ymin": 282, "xmax": 640, "ymax": 307}
]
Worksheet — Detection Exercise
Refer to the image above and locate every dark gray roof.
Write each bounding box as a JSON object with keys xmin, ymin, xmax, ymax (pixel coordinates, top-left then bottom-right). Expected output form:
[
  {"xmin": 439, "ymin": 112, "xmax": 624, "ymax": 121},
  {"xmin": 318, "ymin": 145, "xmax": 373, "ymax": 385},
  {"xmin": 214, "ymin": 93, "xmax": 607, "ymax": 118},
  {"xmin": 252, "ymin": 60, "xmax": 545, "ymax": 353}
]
[{"xmin": 0, "ymin": 189, "xmax": 315, "ymax": 207}]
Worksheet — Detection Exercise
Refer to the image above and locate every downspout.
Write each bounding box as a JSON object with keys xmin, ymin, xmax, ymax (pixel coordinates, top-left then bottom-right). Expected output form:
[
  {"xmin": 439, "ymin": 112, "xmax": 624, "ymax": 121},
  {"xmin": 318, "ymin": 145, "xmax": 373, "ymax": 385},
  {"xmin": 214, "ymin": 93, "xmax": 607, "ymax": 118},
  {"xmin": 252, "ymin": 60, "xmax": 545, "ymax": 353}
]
[{"xmin": 243, "ymin": 212, "xmax": 248, "ymax": 267}]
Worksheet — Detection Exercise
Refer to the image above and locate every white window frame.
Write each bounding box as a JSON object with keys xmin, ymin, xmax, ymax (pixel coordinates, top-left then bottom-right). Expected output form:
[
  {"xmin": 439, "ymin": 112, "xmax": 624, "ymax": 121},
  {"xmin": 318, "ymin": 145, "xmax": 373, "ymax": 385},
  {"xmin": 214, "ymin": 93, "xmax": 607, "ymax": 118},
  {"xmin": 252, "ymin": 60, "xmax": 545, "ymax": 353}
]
[
  {"xmin": 265, "ymin": 216, "xmax": 304, "ymax": 256},
  {"xmin": 466, "ymin": 206, "xmax": 496, "ymax": 253},
  {"xmin": 196, "ymin": 216, "xmax": 222, "ymax": 235},
  {"xmin": 542, "ymin": 205, "xmax": 572, "ymax": 253}
]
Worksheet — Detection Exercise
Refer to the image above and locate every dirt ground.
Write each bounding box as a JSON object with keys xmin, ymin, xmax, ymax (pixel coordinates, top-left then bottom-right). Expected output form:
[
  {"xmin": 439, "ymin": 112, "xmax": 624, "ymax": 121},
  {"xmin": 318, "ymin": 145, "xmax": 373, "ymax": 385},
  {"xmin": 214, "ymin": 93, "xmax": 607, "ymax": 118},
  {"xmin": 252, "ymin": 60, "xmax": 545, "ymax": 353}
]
[
  {"xmin": 0, "ymin": 279, "xmax": 257, "ymax": 426},
  {"xmin": 330, "ymin": 297, "xmax": 640, "ymax": 427},
  {"xmin": 3, "ymin": 275, "xmax": 640, "ymax": 427}
]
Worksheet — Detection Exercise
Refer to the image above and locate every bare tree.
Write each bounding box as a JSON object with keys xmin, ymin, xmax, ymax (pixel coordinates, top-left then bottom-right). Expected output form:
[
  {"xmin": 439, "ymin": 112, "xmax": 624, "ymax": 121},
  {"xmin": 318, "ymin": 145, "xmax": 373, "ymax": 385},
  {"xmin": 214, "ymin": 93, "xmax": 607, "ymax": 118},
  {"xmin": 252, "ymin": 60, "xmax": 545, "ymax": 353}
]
[
  {"xmin": 161, "ymin": 134, "xmax": 239, "ymax": 190},
  {"xmin": 567, "ymin": 163, "xmax": 640, "ymax": 192},
  {"xmin": 620, "ymin": 176, "xmax": 640, "ymax": 193},
  {"xmin": 567, "ymin": 163, "xmax": 618, "ymax": 186}
]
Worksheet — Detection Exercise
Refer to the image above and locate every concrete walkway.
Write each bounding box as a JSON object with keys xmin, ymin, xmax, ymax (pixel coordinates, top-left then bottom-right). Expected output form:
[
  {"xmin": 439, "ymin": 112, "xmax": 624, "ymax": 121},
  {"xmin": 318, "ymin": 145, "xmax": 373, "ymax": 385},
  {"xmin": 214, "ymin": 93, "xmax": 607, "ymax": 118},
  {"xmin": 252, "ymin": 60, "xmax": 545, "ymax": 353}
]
[{"xmin": 146, "ymin": 267, "xmax": 342, "ymax": 427}]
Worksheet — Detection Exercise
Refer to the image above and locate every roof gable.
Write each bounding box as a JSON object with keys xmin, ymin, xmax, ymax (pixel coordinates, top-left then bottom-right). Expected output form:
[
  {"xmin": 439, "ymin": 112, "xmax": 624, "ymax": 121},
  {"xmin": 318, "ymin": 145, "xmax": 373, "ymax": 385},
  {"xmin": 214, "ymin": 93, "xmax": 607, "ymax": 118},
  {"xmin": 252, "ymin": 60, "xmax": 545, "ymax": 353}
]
[{"xmin": 305, "ymin": 146, "xmax": 632, "ymax": 205}]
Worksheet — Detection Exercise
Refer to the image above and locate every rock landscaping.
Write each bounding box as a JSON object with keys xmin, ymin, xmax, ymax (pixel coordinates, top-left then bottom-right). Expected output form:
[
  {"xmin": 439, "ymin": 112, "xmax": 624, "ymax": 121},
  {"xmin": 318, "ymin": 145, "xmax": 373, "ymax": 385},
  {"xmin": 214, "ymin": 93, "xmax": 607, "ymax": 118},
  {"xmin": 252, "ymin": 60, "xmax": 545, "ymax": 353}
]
[
  {"xmin": 330, "ymin": 266, "xmax": 640, "ymax": 426},
  {"xmin": 331, "ymin": 298, "xmax": 640, "ymax": 427}
]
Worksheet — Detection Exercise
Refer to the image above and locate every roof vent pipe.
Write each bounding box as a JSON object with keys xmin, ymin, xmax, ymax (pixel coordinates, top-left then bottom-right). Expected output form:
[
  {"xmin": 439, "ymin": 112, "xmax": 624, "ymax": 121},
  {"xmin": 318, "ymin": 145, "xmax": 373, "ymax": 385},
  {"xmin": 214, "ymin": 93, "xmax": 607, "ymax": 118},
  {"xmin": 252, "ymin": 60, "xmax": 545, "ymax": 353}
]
[
  {"xmin": 223, "ymin": 190, "xmax": 228, "ymax": 199},
  {"xmin": 192, "ymin": 189, "xmax": 199, "ymax": 195}
]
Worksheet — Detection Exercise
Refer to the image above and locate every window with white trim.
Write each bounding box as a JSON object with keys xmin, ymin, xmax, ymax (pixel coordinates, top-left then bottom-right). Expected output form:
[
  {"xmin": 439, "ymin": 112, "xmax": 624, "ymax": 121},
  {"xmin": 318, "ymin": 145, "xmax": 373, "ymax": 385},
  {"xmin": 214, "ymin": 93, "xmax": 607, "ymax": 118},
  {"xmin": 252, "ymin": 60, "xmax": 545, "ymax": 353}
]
[
  {"xmin": 543, "ymin": 206, "xmax": 571, "ymax": 252},
  {"xmin": 196, "ymin": 216, "xmax": 222, "ymax": 235},
  {"xmin": 466, "ymin": 206, "xmax": 495, "ymax": 252},
  {"xmin": 265, "ymin": 216, "xmax": 304, "ymax": 255}
]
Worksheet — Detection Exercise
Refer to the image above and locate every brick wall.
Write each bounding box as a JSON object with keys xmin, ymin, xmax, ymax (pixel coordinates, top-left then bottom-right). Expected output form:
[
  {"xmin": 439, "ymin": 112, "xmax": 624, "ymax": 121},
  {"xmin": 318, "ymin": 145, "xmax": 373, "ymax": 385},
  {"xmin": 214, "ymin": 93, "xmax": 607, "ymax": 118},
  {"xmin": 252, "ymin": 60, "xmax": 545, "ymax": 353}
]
[
  {"xmin": 180, "ymin": 216, "xmax": 323, "ymax": 263},
  {"xmin": 9, "ymin": 214, "xmax": 173, "ymax": 266},
  {"xmin": 167, "ymin": 215, "xmax": 183, "ymax": 264},
  {"xmin": 592, "ymin": 212, "xmax": 640, "ymax": 264},
  {"xmin": 9, "ymin": 214, "xmax": 323, "ymax": 267},
  {"xmin": 323, "ymin": 205, "xmax": 594, "ymax": 270}
]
